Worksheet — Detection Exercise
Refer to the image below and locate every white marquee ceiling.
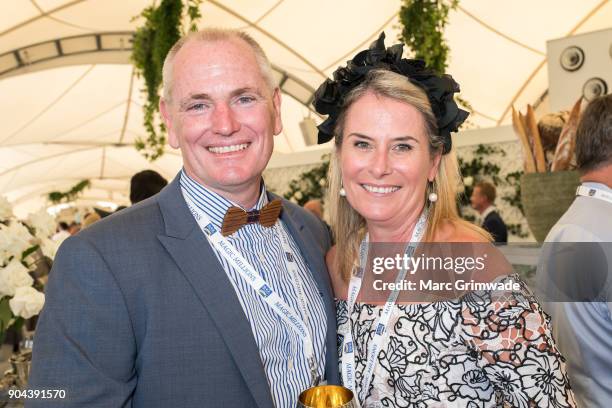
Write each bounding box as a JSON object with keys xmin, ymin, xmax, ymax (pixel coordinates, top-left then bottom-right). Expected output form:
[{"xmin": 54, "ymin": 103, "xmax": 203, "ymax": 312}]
[{"xmin": 1, "ymin": 0, "xmax": 611, "ymax": 216}]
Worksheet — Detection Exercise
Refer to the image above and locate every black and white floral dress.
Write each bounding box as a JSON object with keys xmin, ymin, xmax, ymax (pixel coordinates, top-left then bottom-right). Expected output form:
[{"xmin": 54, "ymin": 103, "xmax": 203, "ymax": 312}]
[{"xmin": 336, "ymin": 275, "xmax": 576, "ymax": 407}]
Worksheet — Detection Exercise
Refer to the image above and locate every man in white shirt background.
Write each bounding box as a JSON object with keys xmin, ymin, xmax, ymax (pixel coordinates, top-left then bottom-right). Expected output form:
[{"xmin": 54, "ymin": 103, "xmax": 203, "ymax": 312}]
[{"xmin": 538, "ymin": 93, "xmax": 612, "ymax": 408}]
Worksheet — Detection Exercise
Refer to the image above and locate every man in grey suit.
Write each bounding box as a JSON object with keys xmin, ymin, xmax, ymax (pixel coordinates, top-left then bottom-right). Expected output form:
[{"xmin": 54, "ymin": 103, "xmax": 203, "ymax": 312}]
[{"xmin": 28, "ymin": 28, "xmax": 339, "ymax": 407}]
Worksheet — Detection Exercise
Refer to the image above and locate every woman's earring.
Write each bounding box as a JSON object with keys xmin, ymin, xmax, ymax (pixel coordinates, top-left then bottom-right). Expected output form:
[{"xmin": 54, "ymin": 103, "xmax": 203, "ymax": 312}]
[
  {"xmin": 340, "ymin": 180, "xmax": 346, "ymax": 197},
  {"xmin": 428, "ymin": 181, "xmax": 437, "ymax": 203}
]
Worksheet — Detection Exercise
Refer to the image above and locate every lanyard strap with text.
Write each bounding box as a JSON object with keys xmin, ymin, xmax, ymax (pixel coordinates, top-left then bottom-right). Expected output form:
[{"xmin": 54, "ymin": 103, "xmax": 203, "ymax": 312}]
[
  {"xmin": 183, "ymin": 194, "xmax": 321, "ymax": 386},
  {"xmin": 341, "ymin": 212, "xmax": 427, "ymax": 404},
  {"xmin": 576, "ymin": 185, "xmax": 612, "ymax": 205}
]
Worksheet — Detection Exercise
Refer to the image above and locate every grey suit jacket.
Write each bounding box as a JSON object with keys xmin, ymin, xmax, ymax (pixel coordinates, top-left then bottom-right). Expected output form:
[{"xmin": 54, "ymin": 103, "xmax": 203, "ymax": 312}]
[{"xmin": 28, "ymin": 175, "xmax": 339, "ymax": 407}]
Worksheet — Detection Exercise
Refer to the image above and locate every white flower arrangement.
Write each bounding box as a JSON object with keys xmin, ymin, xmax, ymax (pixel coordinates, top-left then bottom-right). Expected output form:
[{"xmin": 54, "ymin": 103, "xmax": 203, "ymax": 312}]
[
  {"xmin": 39, "ymin": 238, "xmax": 60, "ymax": 260},
  {"xmin": 0, "ymin": 196, "xmax": 49, "ymax": 329},
  {"xmin": 0, "ymin": 260, "xmax": 34, "ymax": 298},
  {"xmin": 9, "ymin": 287, "xmax": 45, "ymax": 320},
  {"xmin": 0, "ymin": 221, "xmax": 34, "ymax": 261},
  {"xmin": 28, "ymin": 208, "xmax": 56, "ymax": 239}
]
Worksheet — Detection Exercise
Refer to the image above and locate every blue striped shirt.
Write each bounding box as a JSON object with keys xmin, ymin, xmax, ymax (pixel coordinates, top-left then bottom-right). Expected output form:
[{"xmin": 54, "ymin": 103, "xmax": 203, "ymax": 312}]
[{"xmin": 180, "ymin": 170, "xmax": 327, "ymax": 407}]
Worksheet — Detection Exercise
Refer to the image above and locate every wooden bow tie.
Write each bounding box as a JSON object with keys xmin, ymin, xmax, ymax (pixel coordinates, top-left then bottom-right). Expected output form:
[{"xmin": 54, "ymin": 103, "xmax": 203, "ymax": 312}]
[{"xmin": 221, "ymin": 199, "xmax": 282, "ymax": 236}]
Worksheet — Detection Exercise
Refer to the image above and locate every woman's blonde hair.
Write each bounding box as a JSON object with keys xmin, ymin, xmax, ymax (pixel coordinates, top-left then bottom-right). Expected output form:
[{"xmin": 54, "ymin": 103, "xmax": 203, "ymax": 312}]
[{"xmin": 326, "ymin": 69, "xmax": 490, "ymax": 281}]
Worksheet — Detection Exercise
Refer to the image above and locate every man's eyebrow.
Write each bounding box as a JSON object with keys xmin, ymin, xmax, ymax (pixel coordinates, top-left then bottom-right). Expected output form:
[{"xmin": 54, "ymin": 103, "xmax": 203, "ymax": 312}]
[
  {"xmin": 229, "ymin": 87, "xmax": 263, "ymax": 98},
  {"xmin": 347, "ymin": 133, "xmax": 420, "ymax": 143},
  {"xmin": 179, "ymin": 93, "xmax": 211, "ymax": 109}
]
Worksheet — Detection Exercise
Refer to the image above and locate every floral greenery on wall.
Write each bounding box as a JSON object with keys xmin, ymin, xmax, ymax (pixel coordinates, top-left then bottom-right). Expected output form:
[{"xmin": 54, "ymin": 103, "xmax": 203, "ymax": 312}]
[
  {"xmin": 283, "ymin": 155, "xmax": 330, "ymax": 206},
  {"xmin": 458, "ymin": 144, "xmax": 528, "ymax": 238},
  {"xmin": 131, "ymin": 0, "xmax": 202, "ymax": 161},
  {"xmin": 48, "ymin": 180, "xmax": 91, "ymax": 204}
]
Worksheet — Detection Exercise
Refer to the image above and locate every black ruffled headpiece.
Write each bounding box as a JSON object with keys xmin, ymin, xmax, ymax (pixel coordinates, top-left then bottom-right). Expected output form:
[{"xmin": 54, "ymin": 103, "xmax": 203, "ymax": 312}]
[{"xmin": 313, "ymin": 32, "xmax": 468, "ymax": 154}]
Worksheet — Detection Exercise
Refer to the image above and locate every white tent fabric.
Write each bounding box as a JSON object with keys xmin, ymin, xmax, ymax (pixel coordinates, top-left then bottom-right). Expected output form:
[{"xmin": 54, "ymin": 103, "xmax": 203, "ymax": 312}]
[{"xmin": 1, "ymin": 0, "xmax": 611, "ymax": 216}]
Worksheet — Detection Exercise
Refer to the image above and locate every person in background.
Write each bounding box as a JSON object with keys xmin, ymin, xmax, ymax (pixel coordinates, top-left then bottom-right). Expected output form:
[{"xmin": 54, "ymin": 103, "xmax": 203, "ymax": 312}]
[
  {"xmin": 51, "ymin": 221, "xmax": 71, "ymax": 242},
  {"xmin": 129, "ymin": 169, "xmax": 168, "ymax": 204},
  {"xmin": 303, "ymin": 199, "xmax": 323, "ymax": 220},
  {"xmin": 81, "ymin": 212, "xmax": 101, "ymax": 229},
  {"xmin": 470, "ymin": 180, "xmax": 508, "ymax": 243},
  {"xmin": 67, "ymin": 221, "xmax": 80, "ymax": 235},
  {"xmin": 304, "ymin": 199, "xmax": 333, "ymax": 244},
  {"xmin": 538, "ymin": 93, "xmax": 612, "ymax": 408}
]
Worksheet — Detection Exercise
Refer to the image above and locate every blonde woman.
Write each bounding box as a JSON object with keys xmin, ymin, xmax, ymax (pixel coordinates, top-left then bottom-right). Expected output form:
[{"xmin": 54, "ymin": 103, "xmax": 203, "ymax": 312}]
[{"xmin": 314, "ymin": 34, "xmax": 575, "ymax": 408}]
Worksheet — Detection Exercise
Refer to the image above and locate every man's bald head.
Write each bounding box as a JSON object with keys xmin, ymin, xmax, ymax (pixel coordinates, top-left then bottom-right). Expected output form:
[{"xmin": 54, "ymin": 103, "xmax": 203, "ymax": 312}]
[{"xmin": 162, "ymin": 27, "xmax": 276, "ymax": 103}]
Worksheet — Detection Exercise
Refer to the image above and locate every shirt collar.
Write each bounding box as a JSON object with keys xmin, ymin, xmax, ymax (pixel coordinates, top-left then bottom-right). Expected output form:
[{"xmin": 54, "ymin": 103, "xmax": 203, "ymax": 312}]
[
  {"xmin": 179, "ymin": 169, "xmax": 268, "ymax": 230},
  {"xmin": 481, "ymin": 205, "xmax": 496, "ymax": 220}
]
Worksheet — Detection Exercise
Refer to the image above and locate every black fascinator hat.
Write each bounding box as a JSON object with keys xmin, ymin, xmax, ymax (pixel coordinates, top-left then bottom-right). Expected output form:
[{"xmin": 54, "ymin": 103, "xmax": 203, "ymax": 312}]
[{"xmin": 312, "ymin": 32, "xmax": 468, "ymax": 154}]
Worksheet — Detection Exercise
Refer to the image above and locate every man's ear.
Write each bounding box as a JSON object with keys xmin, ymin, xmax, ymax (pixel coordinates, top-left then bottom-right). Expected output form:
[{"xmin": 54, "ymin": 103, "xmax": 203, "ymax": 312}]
[
  {"xmin": 160, "ymin": 98, "xmax": 179, "ymax": 149},
  {"xmin": 428, "ymin": 151, "xmax": 443, "ymax": 182},
  {"xmin": 272, "ymin": 88, "xmax": 283, "ymax": 136}
]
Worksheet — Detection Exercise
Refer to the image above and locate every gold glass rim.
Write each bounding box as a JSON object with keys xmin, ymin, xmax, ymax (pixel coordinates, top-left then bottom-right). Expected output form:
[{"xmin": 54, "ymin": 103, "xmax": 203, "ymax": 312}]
[{"xmin": 298, "ymin": 385, "xmax": 355, "ymax": 408}]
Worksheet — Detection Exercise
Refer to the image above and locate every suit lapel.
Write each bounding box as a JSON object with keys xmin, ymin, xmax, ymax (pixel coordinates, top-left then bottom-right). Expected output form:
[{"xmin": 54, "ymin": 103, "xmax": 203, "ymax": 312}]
[
  {"xmin": 156, "ymin": 177, "xmax": 274, "ymax": 408},
  {"xmin": 275, "ymin": 195, "xmax": 334, "ymax": 305}
]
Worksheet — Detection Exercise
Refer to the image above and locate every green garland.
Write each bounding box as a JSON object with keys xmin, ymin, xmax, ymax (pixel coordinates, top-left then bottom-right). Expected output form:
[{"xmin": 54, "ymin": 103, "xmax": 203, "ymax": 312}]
[
  {"xmin": 131, "ymin": 0, "xmax": 202, "ymax": 161},
  {"xmin": 399, "ymin": 0, "xmax": 473, "ymax": 123},
  {"xmin": 48, "ymin": 180, "xmax": 91, "ymax": 204},
  {"xmin": 283, "ymin": 155, "xmax": 330, "ymax": 206},
  {"xmin": 399, "ymin": 0, "xmax": 459, "ymax": 74}
]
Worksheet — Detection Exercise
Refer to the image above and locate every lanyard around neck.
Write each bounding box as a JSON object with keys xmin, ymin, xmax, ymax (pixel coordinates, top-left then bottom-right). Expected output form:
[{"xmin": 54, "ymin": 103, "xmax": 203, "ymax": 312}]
[
  {"xmin": 341, "ymin": 211, "xmax": 427, "ymax": 404},
  {"xmin": 576, "ymin": 185, "xmax": 612, "ymax": 205},
  {"xmin": 183, "ymin": 194, "xmax": 321, "ymax": 386}
]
